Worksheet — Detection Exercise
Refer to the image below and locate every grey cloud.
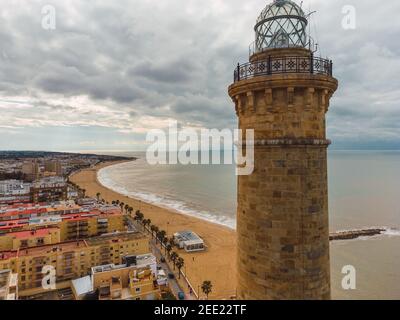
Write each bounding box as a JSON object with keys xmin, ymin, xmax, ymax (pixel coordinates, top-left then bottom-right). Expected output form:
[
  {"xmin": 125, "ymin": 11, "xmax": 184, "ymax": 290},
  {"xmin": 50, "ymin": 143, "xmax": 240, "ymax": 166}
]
[
  {"xmin": 131, "ymin": 59, "xmax": 198, "ymax": 84},
  {"xmin": 0, "ymin": 0, "xmax": 399, "ymax": 149}
]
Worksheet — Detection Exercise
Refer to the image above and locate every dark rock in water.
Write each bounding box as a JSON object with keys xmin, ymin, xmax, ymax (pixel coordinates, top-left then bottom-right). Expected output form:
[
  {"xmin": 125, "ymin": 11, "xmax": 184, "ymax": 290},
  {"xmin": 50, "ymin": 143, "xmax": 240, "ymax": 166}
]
[{"xmin": 329, "ymin": 228, "xmax": 385, "ymax": 241}]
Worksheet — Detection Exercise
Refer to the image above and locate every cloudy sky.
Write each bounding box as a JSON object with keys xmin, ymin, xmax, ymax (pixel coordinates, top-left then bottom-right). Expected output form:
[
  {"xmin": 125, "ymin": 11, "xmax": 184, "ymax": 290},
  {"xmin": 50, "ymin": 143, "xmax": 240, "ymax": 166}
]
[{"xmin": 0, "ymin": 0, "xmax": 399, "ymax": 152}]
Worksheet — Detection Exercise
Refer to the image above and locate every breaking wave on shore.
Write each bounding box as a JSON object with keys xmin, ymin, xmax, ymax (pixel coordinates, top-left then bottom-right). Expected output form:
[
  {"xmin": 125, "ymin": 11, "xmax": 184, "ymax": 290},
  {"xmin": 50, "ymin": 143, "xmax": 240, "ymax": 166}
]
[{"xmin": 98, "ymin": 165, "xmax": 236, "ymax": 230}]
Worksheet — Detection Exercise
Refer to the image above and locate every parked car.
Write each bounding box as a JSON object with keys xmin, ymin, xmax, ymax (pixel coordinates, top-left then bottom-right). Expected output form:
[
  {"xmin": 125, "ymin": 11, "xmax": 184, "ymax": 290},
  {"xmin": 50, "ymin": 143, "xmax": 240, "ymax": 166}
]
[
  {"xmin": 168, "ymin": 273, "xmax": 175, "ymax": 279},
  {"xmin": 178, "ymin": 292, "xmax": 185, "ymax": 300}
]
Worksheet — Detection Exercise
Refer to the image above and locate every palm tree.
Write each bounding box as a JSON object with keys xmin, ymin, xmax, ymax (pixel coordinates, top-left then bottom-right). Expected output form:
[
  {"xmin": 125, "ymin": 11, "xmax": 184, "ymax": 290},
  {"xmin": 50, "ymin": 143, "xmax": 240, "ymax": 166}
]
[
  {"xmin": 140, "ymin": 219, "xmax": 147, "ymax": 232},
  {"xmin": 163, "ymin": 237, "xmax": 169, "ymax": 255},
  {"xmin": 111, "ymin": 200, "xmax": 116, "ymax": 205},
  {"xmin": 158, "ymin": 230, "xmax": 166, "ymax": 247},
  {"xmin": 135, "ymin": 210, "xmax": 144, "ymax": 222},
  {"xmin": 115, "ymin": 200, "xmax": 120, "ymax": 205},
  {"xmin": 124, "ymin": 204, "xmax": 129, "ymax": 214},
  {"xmin": 166, "ymin": 244, "xmax": 172, "ymax": 259},
  {"xmin": 128, "ymin": 206, "xmax": 133, "ymax": 216},
  {"xmin": 170, "ymin": 252, "xmax": 178, "ymax": 270},
  {"xmin": 82, "ymin": 189, "xmax": 86, "ymax": 197},
  {"xmin": 201, "ymin": 281, "xmax": 213, "ymax": 300},
  {"xmin": 150, "ymin": 225, "xmax": 157, "ymax": 239},
  {"xmin": 168, "ymin": 236, "xmax": 175, "ymax": 247},
  {"xmin": 176, "ymin": 257, "xmax": 184, "ymax": 279},
  {"xmin": 146, "ymin": 219, "xmax": 151, "ymax": 231},
  {"xmin": 153, "ymin": 226, "xmax": 160, "ymax": 242},
  {"xmin": 119, "ymin": 202, "xmax": 124, "ymax": 212},
  {"xmin": 156, "ymin": 231, "xmax": 162, "ymax": 245},
  {"xmin": 96, "ymin": 192, "xmax": 101, "ymax": 201}
]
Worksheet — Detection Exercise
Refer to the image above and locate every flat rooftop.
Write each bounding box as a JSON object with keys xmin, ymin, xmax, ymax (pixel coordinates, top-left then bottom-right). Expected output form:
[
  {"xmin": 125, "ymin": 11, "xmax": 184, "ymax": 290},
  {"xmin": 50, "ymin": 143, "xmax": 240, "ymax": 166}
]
[
  {"xmin": 0, "ymin": 231, "xmax": 146, "ymax": 261},
  {"xmin": 0, "ymin": 205, "xmax": 119, "ymax": 220},
  {"xmin": 92, "ymin": 253, "xmax": 156, "ymax": 274},
  {"xmin": 174, "ymin": 230, "xmax": 203, "ymax": 242},
  {"xmin": 86, "ymin": 231, "xmax": 146, "ymax": 246},
  {"xmin": 71, "ymin": 275, "xmax": 92, "ymax": 296},
  {"xmin": 3, "ymin": 227, "xmax": 59, "ymax": 239},
  {"xmin": 0, "ymin": 209, "xmax": 122, "ymax": 231}
]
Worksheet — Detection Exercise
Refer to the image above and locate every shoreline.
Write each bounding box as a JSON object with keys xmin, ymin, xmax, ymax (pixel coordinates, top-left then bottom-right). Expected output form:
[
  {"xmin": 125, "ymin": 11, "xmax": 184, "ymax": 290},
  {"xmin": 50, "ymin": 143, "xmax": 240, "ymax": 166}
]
[
  {"xmin": 70, "ymin": 160, "xmax": 400, "ymax": 300},
  {"xmin": 90, "ymin": 161, "xmax": 400, "ymax": 241},
  {"xmin": 97, "ymin": 161, "xmax": 236, "ymax": 231},
  {"xmin": 70, "ymin": 160, "xmax": 237, "ymax": 300}
]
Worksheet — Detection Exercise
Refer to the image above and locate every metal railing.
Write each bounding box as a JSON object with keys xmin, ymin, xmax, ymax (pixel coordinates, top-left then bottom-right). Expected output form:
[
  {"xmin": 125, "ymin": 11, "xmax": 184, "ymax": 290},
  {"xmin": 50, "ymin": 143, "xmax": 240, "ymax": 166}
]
[{"xmin": 234, "ymin": 55, "xmax": 333, "ymax": 82}]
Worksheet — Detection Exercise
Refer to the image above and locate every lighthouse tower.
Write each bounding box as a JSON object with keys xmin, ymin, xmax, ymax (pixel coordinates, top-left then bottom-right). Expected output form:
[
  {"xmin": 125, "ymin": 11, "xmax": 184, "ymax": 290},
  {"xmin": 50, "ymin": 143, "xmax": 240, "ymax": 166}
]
[{"xmin": 228, "ymin": 0, "xmax": 338, "ymax": 300}]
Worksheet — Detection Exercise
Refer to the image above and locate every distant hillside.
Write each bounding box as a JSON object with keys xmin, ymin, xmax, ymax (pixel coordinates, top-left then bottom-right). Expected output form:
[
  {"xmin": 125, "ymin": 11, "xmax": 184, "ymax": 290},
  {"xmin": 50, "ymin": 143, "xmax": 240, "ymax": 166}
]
[{"xmin": 0, "ymin": 150, "xmax": 135, "ymax": 161}]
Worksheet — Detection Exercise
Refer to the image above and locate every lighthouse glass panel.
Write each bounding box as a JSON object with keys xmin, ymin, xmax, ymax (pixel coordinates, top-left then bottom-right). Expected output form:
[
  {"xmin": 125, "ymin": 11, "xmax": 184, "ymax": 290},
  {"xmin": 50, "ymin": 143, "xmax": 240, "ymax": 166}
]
[{"xmin": 255, "ymin": 0, "xmax": 308, "ymax": 51}]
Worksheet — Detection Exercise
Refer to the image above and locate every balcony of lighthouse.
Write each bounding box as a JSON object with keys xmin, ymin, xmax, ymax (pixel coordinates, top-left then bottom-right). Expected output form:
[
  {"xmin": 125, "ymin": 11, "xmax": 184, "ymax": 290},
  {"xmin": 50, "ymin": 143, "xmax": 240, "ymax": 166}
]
[{"xmin": 233, "ymin": 0, "xmax": 333, "ymax": 83}]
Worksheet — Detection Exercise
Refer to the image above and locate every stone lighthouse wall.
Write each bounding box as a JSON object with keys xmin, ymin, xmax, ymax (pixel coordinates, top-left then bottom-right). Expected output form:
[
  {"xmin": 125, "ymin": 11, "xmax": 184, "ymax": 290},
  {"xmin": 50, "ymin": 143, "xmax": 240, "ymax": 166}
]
[{"xmin": 229, "ymin": 53, "xmax": 338, "ymax": 299}]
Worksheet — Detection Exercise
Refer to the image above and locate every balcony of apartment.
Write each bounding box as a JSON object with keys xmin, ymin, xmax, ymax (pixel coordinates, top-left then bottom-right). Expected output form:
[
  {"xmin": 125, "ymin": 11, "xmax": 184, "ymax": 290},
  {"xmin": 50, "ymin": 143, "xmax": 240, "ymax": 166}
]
[
  {"xmin": 110, "ymin": 276, "xmax": 122, "ymax": 299},
  {"xmin": 62, "ymin": 268, "xmax": 74, "ymax": 276},
  {"xmin": 128, "ymin": 268, "xmax": 160, "ymax": 299},
  {"xmin": 33, "ymin": 278, "xmax": 43, "ymax": 288},
  {"xmin": 58, "ymin": 272, "xmax": 75, "ymax": 281},
  {"xmin": 79, "ymin": 223, "xmax": 89, "ymax": 228},
  {"xmin": 98, "ymin": 285, "xmax": 111, "ymax": 300},
  {"xmin": 67, "ymin": 227, "xmax": 89, "ymax": 235},
  {"xmin": 97, "ymin": 224, "xmax": 108, "ymax": 229},
  {"xmin": 20, "ymin": 240, "xmax": 29, "ymax": 248},
  {"xmin": 97, "ymin": 224, "xmax": 109, "ymax": 232},
  {"xmin": 62, "ymin": 252, "xmax": 75, "ymax": 261},
  {"xmin": 99, "ymin": 246, "xmax": 110, "ymax": 253},
  {"xmin": 67, "ymin": 225, "xmax": 78, "ymax": 232},
  {"xmin": 32, "ymin": 257, "xmax": 46, "ymax": 266},
  {"xmin": 34, "ymin": 266, "xmax": 43, "ymax": 273}
]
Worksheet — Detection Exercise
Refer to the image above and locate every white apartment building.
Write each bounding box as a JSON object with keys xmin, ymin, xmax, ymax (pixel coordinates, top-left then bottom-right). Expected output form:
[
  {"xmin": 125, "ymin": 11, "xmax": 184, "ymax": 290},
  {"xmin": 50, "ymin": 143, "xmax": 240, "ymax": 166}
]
[{"xmin": 0, "ymin": 180, "xmax": 31, "ymax": 196}]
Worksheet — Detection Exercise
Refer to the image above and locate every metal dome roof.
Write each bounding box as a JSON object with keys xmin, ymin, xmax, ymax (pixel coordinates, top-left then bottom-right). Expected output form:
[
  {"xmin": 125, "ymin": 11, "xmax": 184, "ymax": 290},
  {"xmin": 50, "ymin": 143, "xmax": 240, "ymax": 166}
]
[{"xmin": 254, "ymin": 0, "xmax": 308, "ymax": 51}]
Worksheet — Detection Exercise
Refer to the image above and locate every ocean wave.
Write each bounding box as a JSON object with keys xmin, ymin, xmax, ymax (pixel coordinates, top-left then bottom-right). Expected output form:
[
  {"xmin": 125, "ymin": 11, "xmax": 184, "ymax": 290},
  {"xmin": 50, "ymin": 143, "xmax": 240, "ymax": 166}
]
[
  {"xmin": 383, "ymin": 228, "xmax": 400, "ymax": 236},
  {"xmin": 98, "ymin": 166, "xmax": 236, "ymax": 230}
]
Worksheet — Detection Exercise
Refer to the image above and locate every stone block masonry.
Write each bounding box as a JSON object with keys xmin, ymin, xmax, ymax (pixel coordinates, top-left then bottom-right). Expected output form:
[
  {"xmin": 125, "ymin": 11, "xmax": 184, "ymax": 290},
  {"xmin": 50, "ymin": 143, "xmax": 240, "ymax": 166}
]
[{"xmin": 229, "ymin": 47, "xmax": 338, "ymax": 300}]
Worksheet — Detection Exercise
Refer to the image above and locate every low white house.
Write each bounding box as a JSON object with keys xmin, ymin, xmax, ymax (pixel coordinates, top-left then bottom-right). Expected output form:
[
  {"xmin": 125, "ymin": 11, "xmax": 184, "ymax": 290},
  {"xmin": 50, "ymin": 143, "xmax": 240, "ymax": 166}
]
[{"xmin": 173, "ymin": 231, "xmax": 205, "ymax": 252}]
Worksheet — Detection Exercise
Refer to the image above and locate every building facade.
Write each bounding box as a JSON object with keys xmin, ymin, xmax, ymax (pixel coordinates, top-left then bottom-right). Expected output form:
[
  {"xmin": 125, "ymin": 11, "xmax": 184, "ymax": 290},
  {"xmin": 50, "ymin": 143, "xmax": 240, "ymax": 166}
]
[
  {"xmin": 0, "ymin": 269, "xmax": 18, "ymax": 300},
  {"xmin": 73, "ymin": 254, "xmax": 164, "ymax": 300},
  {"xmin": 0, "ymin": 180, "xmax": 31, "ymax": 196},
  {"xmin": 0, "ymin": 231, "xmax": 150, "ymax": 295},
  {"xmin": 0, "ymin": 210, "xmax": 126, "ymax": 249},
  {"xmin": 21, "ymin": 161, "xmax": 40, "ymax": 182}
]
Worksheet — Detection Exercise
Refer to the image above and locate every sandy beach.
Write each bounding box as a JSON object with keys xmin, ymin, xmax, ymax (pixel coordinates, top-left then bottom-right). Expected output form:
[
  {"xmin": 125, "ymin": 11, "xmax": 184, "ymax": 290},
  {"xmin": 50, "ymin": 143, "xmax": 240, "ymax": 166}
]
[{"xmin": 70, "ymin": 160, "xmax": 237, "ymax": 299}]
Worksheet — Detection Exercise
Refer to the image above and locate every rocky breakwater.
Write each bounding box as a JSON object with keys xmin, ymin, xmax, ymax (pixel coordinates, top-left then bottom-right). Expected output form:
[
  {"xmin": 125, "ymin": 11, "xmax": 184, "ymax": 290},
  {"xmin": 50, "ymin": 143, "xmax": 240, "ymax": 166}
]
[{"xmin": 329, "ymin": 228, "xmax": 386, "ymax": 241}]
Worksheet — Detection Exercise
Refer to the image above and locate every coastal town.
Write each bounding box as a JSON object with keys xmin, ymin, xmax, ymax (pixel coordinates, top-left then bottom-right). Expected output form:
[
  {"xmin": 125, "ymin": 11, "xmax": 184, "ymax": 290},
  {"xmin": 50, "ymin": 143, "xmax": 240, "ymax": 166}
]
[
  {"xmin": 0, "ymin": 0, "xmax": 399, "ymax": 308},
  {"xmin": 1, "ymin": 151, "xmax": 386, "ymax": 301},
  {"xmin": 0, "ymin": 151, "xmax": 214, "ymax": 300}
]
